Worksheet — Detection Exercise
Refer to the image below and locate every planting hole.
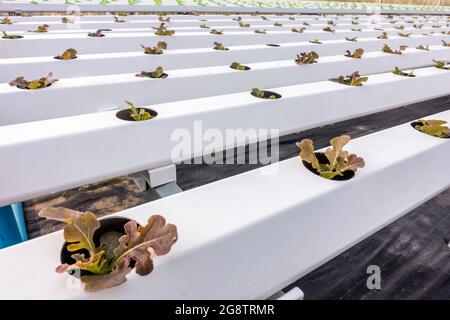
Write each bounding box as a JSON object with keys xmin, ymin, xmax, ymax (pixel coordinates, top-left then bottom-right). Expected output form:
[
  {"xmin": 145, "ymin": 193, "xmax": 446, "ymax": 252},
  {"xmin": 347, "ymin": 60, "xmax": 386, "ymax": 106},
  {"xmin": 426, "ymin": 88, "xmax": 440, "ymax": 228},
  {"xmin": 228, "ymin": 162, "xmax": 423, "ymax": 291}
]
[
  {"xmin": 302, "ymin": 152, "xmax": 355, "ymax": 181},
  {"xmin": 116, "ymin": 108, "xmax": 158, "ymax": 121}
]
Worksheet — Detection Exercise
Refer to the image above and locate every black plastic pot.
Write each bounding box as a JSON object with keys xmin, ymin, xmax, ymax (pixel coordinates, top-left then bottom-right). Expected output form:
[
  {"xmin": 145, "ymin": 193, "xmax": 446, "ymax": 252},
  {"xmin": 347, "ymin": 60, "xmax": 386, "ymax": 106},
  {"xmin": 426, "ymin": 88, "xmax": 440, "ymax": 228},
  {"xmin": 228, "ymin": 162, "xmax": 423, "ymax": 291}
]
[
  {"xmin": 54, "ymin": 56, "xmax": 77, "ymax": 60},
  {"xmin": 60, "ymin": 217, "xmax": 135, "ymax": 277},
  {"xmin": 251, "ymin": 90, "xmax": 282, "ymax": 99},
  {"xmin": 302, "ymin": 152, "xmax": 355, "ymax": 181},
  {"xmin": 410, "ymin": 121, "xmax": 450, "ymax": 139},
  {"xmin": 116, "ymin": 108, "xmax": 158, "ymax": 121}
]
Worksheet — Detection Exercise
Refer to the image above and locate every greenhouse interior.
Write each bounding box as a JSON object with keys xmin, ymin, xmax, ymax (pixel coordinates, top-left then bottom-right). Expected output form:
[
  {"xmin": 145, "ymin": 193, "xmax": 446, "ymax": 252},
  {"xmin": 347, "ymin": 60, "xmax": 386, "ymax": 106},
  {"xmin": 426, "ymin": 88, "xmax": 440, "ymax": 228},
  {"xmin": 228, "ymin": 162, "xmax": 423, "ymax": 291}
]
[{"xmin": 0, "ymin": 0, "xmax": 449, "ymax": 305}]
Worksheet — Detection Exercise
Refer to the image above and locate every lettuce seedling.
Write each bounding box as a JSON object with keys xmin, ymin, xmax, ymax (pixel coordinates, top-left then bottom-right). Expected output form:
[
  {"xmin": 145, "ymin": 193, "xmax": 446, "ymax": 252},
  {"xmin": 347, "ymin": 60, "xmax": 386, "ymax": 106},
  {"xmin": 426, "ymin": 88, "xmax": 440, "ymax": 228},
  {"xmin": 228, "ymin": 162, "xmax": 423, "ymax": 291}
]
[
  {"xmin": 55, "ymin": 48, "xmax": 78, "ymax": 60},
  {"xmin": 413, "ymin": 24, "xmax": 423, "ymax": 28},
  {"xmin": 88, "ymin": 29, "xmax": 107, "ymax": 37},
  {"xmin": 1, "ymin": 17, "xmax": 12, "ymax": 25},
  {"xmin": 123, "ymin": 100, "xmax": 153, "ymax": 121},
  {"xmin": 374, "ymin": 27, "xmax": 384, "ymax": 31},
  {"xmin": 351, "ymin": 28, "xmax": 362, "ymax": 32},
  {"xmin": 291, "ymin": 28, "xmax": 305, "ymax": 33},
  {"xmin": 398, "ymin": 32, "xmax": 412, "ymax": 38},
  {"xmin": 433, "ymin": 59, "xmax": 450, "ymax": 70},
  {"xmin": 61, "ymin": 17, "xmax": 74, "ymax": 24},
  {"xmin": 295, "ymin": 51, "xmax": 319, "ymax": 65},
  {"xmin": 416, "ymin": 44, "xmax": 429, "ymax": 51},
  {"xmin": 30, "ymin": 24, "xmax": 49, "ymax": 33},
  {"xmin": 254, "ymin": 29, "xmax": 266, "ymax": 34},
  {"xmin": 377, "ymin": 32, "xmax": 389, "ymax": 39},
  {"xmin": 274, "ymin": 22, "xmax": 283, "ymax": 27},
  {"xmin": 302, "ymin": 21, "xmax": 310, "ymax": 26},
  {"xmin": 199, "ymin": 23, "xmax": 210, "ymax": 29},
  {"xmin": 394, "ymin": 24, "xmax": 405, "ymax": 30},
  {"xmin": 289, "ymin": 16, "xmax": 295, "ymax": 20},
  {"xmin": 113, "ymin": 16, "xmax": 126, "ymax": 23},
  {"xmin": 323, "ymin": 26, "xmax": 335, "ymax": 33},
  {"xmin": 9, "ymin": 72, "xmax": 58, "ymax": 89},
  {"xmin": 330, "ymin": 71, "xmax": 368, "ymax": 86},
  {"xmin": 153, "ymin": 23, "xmax": 175, "ymax": 36},
  {"xmin": 213, "ymin": 41, "xmax": 228, "ymax": 50},
  {"xmin": 230, "ymin": 62, "xmax": 250, "ymax": 70},
  {"xmin": 251, "ymin": 88, "xmax": 278, "ymax": 99},
  {"xmin": 261, "ymin": 15, "xmax": 269, "ymax": 21},
  {"xmin": 345, "ymin": 36, "xmax": 357, "ymax": 42},
  {"xmin": 210, "ymin": 29, "xmax": 223, "ymax": 35},
  {"xmin": 351, "ymin": 20, "xmax": 359, "ymax": 25},
  {"xmin": 392, "ymin": 66, "xmax": 415, "ymax": 77},
  {"xmin": 296, "ymin": 135, "xmax": 365, "ymax": 180},
  {"xmin": 233, "ymin": 16, "xmax": 242, "ymax": 22},
  {"xmin": 344, "ymin": 48, "xmax": 364, "ymax": 59},
  {"xmin": 135, "ymin": 66, "xmax": 168, "ymax": 79},
  {"xmin": 382, "ymin": 44, "xmax": 404, "ymax": 55},
  {"xmin": 309, "ymin": 39, "xmax": 322, "ymax": 44},
  {"xmin": 2, "ymin": 31, "xmax": 23, "ymax": 39},
  {"xmin": 413, "ymin": 119, "xmax": 450, "ymax": 138},
  {"xmin": 140, "ymin": 41, "xmax": 167, "ymax": 54},
  {"xmin": 442, "ymin": 41, "xmax": 450, "ymax": 47},
  {"xmin": 238, "ymin": 22, "xmax": 250, "ymax": 28},
  {"xmin": 39, "ymin": 207, "xmax": 178, "ymax": 292},
  {"xmin": 327, "ymin": 20, "xmax": 336, "ymax": 26}
]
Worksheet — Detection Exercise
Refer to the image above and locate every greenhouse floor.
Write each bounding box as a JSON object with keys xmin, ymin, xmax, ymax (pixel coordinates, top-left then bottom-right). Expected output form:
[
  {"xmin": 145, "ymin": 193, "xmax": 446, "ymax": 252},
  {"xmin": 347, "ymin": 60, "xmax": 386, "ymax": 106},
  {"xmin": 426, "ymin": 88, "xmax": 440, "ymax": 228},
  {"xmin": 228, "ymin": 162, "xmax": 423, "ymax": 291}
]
[{"xmin": 23, "ymin": 94, "xmax": 450, "ymax": 299}]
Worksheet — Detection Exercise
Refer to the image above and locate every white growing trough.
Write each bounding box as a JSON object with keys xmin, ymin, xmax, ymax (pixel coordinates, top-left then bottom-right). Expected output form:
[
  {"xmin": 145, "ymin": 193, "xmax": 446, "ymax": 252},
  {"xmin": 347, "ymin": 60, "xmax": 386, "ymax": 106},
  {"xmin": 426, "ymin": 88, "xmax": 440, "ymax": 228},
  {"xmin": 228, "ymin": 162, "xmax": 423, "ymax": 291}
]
[{"xmin": 0, "ymin": 7, "xmax": 449, "ymax": 300}]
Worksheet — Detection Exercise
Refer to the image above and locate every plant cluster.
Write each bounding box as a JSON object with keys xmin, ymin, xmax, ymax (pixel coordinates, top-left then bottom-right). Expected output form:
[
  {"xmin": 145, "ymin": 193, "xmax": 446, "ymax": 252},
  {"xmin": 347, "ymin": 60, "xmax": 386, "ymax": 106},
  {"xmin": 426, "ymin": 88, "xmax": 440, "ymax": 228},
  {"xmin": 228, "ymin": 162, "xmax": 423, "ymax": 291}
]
[
  {"xmin": 39, "ymin": 207, "xmax": 177, "ymax": 292},
  {"xmin": 210, "ymin": 29, "xmax": 223, "ymax": 35},
  {"xmin": 30, "ymin": 24, "xmax": 49, "ymax": 33},
  {"xmin": 124, "ymin": 100, "xmax": 153, "ymax": 121},
  {"xmin": 9, "ymin": 72, "xmax": 58, "ymax": 90},
  {"xmin": 61, "ymin": 17, "xmax": 74, "ymax": 24},
  {"xmin": 344, "ymin": 48, "xmax": 364, "ymax": 59},
  {"xmin": 254, "ymin": 29, "xmax": 266, "ymax": 34},
  {"xmin": 113, "ymin": 16, "xmax": 126, "ymax": 23},
  {"xmin": 55, "ymin": 48, "xmax": 78, "ymax": 60},
  {"xmin": 1, "ymin": 17, "xmax": 12, "ymax": 25},
  {"xmin": 199, "ymin": 23, "xmax": 210, "ymax": 29},
  {"xmin": 238, "ymin": 22, "xmax": 250, "ymax": 28},
  {"xmin": 345, "ymin": 36, "xmax": 357, "ymax": 42},
  {"xmin": 323, "ymin": 26, "xmax": 335, "ymax": 33},
  {"xmin": 416, "ymin": 44, "xmax": 429, "ymax": 51},
  {"xmin": 382, "ymin": 44, "xmax": 405, "ymax": 55},
  {"xmin": 297, "ymin": 135, "xmax": 365, "ymax": 180},
  {"xmin": 351, "ymin": 28, "xmax": 362, "ymax": 32},
  {"xmin": 291, "ymin": 28, "xmax": 305, "ymax": 33},
  {"xmin": 251, "ymin": 88, "xmax": 278, "ymax": 99},
  {"xmin": 213, "ymin": 41, "xmax": 228, "ymax": 50},
  {"xmin": 433, "ymin": 59, "xmax": 449, "ymax": 70},
  {"xmin": 377, "ymin": 32, "xmax": 389, "ymax": 39},
  {"xmin": 397, "ymin": 32, "xmax": 411, "ymax": 38},
  {"xmin": 230, "ymin": 62, "xmax": 250, "ymax": 70},
  {"xmin": 2, "ymin": 31, "xmax": 23, "ymax": 39},
  {"xmin": 153, "ymin": 23, "xmax": 175, "ymax": 36},
  {"xmin": 274, "ymin": 22, "xmax": 283, "ymax": 27},
  {"xmin": 136, "ymin": 66, "xmax": 168, "ymax": 79},
  {"xmin": 309, "ymin": 39, "xmax": 322, "ymax": 44},
  {"xmin": 330, "ymin": 71, "xmax": 368, "ymax": 86},
  {"xmin": 295, "ymin": 51, "xmax": 319, "ymax": 65},
  {"xmin": 140, "ymin": 41, "xmax": 167, "ymax": 54},
  {"xmin": 392, "ymin": 66, "xmax": 415, "ymax": 77},
  {"xmin": 413, "ymin": 119, "xmax": 450, "ymax": 138},
  {"xmin": 88, "ymin": 29, "xmax": 107, "ymax": 37}
]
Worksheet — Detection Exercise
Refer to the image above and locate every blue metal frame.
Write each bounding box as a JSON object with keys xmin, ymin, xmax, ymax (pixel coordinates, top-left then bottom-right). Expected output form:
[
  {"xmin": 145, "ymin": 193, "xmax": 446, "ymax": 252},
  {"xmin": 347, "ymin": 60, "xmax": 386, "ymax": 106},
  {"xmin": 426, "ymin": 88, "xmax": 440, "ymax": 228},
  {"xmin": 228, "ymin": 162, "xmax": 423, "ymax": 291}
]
[{"xmin": 0, "ymin": 203, "xmax": 27, "ymax": 249}]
